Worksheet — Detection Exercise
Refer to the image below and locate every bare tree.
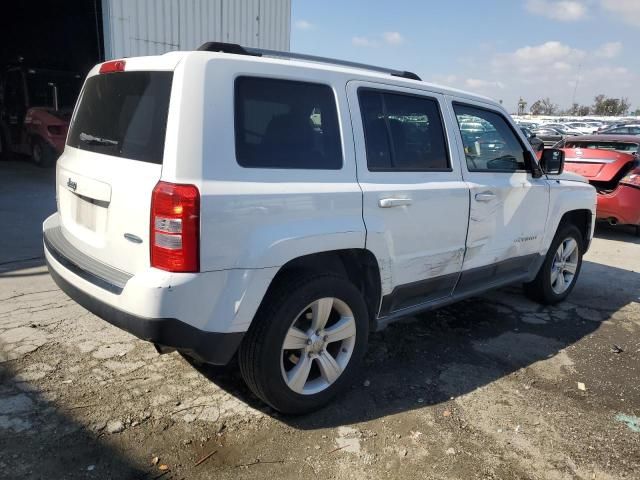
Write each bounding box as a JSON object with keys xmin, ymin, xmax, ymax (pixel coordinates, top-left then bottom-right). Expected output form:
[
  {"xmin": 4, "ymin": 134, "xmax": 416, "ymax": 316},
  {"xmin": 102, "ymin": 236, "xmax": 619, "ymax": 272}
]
[
  {"xmin": 619, "ymin": 97, "xmax": 631, "ymax": 115},
  {"xmin": 577, "ymin": 105, "xmax": 591, "ymax": 116},
  {"xmin": 568, "ymin": 103, "xmax": 591, "ymax": 116},
  {"xmin": 530, "ymin": 97, "xmax": 558, "ymax": 115}
]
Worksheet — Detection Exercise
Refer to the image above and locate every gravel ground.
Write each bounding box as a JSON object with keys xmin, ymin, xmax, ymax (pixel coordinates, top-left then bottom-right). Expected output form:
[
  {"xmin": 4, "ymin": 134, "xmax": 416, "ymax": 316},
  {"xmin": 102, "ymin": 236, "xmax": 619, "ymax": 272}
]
[{"xmin": 1, "ymin": 160, "xmax": 639, "ymax": 480}]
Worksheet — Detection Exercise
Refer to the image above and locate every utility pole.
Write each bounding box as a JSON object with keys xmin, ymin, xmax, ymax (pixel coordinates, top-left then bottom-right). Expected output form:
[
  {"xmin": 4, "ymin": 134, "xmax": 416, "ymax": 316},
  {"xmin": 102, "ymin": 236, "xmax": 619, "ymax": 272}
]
[{"xmin": 571, "ymin": 63, "xmax": 582, "ymax": 107}]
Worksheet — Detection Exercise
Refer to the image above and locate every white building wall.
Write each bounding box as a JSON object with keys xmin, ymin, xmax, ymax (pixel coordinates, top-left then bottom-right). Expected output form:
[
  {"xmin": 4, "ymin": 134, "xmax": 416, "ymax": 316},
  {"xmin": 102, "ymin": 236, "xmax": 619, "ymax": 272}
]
[{"xmin": 102, "ymin": 0, "xmax": 290, "ymax": 59}]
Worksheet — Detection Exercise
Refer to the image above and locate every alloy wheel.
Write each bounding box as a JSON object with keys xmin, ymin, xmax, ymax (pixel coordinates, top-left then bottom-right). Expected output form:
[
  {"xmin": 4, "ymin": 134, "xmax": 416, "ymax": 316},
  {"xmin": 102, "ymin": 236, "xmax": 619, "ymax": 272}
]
[
  {"xmin": 280, "ymin": 297, "xmax": 356, "ymax": 395},
  {"xmin": 32, "ymin": 143, "xmax": 42, "ymax": 165},
  {"xmin": 550, "ymin": 237, "xmax": 579, "ymax": 294}
]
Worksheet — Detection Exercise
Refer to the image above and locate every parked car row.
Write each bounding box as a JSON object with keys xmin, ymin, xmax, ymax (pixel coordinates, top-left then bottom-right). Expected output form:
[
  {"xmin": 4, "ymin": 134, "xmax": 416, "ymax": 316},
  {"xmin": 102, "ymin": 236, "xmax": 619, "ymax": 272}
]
[{"xmin": 516, "ymin": 118, "xmax": 640, "ymax": 137}]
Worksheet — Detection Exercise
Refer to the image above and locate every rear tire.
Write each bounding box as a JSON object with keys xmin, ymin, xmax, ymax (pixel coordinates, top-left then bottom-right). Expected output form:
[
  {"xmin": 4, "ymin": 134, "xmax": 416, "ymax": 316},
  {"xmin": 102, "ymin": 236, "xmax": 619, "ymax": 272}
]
[
  {"xmin": 238, "ymin": 273, "xmax": 369, "ymax": 415},
  {"xmin": 0, "ymin": 130, "xmax": 8, "ymax": 161},
  {"xmin": 31, "ymin": 137, "xmax": 56, "ymax": 168},
  {"xmin": 524, "ymin": 223, "xmax": 583, "ymax": 305}
]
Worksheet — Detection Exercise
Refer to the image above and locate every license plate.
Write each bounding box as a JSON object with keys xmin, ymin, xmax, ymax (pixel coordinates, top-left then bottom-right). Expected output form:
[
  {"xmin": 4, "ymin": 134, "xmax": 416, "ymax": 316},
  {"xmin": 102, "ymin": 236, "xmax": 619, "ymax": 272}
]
[{"xmin": 75, "ymin": 198, "xmax": 97, "ymax": 231}]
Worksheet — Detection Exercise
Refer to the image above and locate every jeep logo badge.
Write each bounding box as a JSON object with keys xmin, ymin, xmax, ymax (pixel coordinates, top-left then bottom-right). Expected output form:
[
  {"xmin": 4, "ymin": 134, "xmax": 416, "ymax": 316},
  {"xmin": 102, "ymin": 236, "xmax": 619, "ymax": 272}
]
[{"xmin": 67, "ymin": 178, "xmax": 77, "ymax": 191}]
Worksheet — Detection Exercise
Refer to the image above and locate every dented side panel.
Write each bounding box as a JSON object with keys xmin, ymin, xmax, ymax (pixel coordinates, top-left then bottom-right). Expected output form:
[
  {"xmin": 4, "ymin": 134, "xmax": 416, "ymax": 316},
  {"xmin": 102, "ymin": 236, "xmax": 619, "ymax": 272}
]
[
  {"xmin": 362, "ymin": 181, "xmax": 470, "ymax": 296},
  {"xmin": 462, "ymin": 176, "xmax": 549, "ymax": 271},
  {"xmin": 347, "ymin": 80, "xmax": 470, "ymax": 300},
  {"xmin": 444, "ymin": 94, "xmax": 551, "ymax": 273}
]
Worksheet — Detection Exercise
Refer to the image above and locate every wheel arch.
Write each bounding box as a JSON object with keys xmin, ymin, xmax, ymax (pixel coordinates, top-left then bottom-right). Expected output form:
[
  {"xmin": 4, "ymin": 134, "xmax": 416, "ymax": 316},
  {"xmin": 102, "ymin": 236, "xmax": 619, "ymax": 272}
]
[
  {"xmin": 546, "ymin": 181, "xmax": 596, "ymax": 254},
  {"xmin": 558, "ymin": 209, "xmax": 593, "ymax": 252},
  {"xmin": 262, "ymin": 249, "xmax": 382, "ymax": 329}
]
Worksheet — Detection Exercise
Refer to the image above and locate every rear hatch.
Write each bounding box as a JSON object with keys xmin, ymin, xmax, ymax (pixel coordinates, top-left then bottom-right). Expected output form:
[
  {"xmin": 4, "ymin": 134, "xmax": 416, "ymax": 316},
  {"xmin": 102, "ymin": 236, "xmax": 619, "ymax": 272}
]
[
  {"xmin": 562, "ymin": 148, "xmax": 637, "ymax": 191},
  {"xmin": 56, "ymin": 67, "xmax": 173, "ymax": 275}
]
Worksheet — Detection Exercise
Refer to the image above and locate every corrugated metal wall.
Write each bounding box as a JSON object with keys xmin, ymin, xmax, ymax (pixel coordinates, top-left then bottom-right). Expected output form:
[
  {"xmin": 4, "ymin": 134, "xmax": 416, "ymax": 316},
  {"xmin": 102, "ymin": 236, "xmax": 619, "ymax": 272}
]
[{"xmin": 102, "ymin": 0, "xmax": 290, "ymax": 59}]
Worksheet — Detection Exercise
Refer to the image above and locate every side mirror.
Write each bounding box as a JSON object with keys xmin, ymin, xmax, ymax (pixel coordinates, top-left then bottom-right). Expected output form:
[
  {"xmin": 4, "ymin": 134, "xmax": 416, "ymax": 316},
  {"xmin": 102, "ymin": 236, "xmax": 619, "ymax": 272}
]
[
  {"xmin": 540, "ymin": 148, "xmax": 564, "ymax": 175},
  {"xmin": 525, "ymin": 151, "xmax": 543, "ymax": 178}
]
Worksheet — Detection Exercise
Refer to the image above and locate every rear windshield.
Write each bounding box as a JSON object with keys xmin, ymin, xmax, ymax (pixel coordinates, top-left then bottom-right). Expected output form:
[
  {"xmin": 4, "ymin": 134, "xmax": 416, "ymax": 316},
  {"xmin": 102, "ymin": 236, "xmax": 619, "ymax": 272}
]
[{"xmin": 67, "ymin": 71, "xmax": 172, "ymax": 164}]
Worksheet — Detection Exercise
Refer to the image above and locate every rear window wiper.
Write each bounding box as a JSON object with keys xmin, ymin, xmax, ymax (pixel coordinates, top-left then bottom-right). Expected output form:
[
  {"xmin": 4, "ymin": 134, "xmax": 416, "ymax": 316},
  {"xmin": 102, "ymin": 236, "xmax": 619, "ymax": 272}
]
[{"xmin": 79, "ymin": 132, "xmax": 118, "ymax": 146}]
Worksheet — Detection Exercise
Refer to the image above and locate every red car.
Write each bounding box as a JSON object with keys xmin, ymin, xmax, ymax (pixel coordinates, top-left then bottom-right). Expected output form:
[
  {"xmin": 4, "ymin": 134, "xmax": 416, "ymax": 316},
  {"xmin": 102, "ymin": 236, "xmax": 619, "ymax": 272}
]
[
  {"xmin": 0, "ymin": 65, "xmax": 81, "ymax": 167},
  {"xmin": 556, "ymin": 135, "xmax": 640, "ymax": 234},
  {"xmin": 23, "ymin": 107, "xmax": 72, "ymax": 164}
]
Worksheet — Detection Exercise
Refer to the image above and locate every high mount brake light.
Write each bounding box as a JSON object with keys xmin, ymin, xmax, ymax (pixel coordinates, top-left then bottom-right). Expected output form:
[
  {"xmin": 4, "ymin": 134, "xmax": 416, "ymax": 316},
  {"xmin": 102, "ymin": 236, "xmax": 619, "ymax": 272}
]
[
  {"xmin": 99, "ymin": 60, "xmax": 126, "ymax": 74},
  {"xmin": 150, "ymin": 182, "xmax": 200, "ymax": 272}
]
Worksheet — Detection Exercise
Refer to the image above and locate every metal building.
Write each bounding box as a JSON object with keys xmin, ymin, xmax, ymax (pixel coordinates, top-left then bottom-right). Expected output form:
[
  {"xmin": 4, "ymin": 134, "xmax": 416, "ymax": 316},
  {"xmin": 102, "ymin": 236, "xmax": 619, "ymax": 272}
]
[{"xmin": 101, "ymin": 0, "xmax": 291, "ymax": 59}]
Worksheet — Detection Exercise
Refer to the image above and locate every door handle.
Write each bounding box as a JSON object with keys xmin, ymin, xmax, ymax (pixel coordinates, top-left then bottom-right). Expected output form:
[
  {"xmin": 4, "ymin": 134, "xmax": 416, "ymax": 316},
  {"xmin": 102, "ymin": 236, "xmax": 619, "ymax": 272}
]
[
  {"xmin": 475, "ymin": 192, "xmax": 496, "ymax": 202},
  {"xmin": 378, "ymin": 197, "xmax": 412, "ymax": 208}
]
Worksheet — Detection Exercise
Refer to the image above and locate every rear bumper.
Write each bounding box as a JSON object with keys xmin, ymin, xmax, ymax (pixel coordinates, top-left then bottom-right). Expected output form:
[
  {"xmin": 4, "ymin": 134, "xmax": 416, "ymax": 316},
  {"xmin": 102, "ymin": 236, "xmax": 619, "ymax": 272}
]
[
  {"xmin": 47, "ymin": 261, "xmax": 243, "ymax": 364},
  {"xmin": 42, "ymin": 213, "xmax": 282, "ymax": 365},
  {"xmin": 597, "ymin": 184, "xmax": 640, "ymax": 225}
]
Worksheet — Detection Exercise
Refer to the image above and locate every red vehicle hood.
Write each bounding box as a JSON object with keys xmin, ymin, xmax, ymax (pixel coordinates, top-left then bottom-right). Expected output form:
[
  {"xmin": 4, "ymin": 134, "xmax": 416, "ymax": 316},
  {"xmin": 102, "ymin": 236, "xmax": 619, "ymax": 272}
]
[{"xmin": 562, "ymin": 148, "xmax": 636, "ymax": 182}]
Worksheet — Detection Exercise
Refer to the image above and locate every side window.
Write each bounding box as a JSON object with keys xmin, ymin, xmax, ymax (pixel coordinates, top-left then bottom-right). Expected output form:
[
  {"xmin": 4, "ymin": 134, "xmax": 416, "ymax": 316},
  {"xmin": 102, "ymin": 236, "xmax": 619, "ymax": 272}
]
[
  {"xmin": 234, "ymin": 77, "xmax": 342, "ymax": 169},
  {"xmin": 454, "ymin": 104, "xmax": 526, "ymax": 172},
  {"xmin": 358, "ymin": 89, "xmax": 450, "ymax": 171}
]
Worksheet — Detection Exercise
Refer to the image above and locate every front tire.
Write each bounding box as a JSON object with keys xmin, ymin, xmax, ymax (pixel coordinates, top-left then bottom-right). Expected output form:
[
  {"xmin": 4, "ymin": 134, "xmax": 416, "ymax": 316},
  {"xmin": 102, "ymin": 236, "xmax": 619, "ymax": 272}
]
[
  {"xmin": 239, "ymin": 273, "xmax": 369, "ymax": 414},
  {"xmin": 524, "ymin": 223, "xmax": 583, "ymax": 304}
]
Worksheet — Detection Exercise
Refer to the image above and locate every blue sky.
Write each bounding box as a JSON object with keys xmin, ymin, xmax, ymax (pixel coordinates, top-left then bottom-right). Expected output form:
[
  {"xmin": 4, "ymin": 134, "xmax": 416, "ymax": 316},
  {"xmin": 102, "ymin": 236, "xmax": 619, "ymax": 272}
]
[{"xmin": 291, "ymin": 0, "xmax": 640, "ymax": 113}]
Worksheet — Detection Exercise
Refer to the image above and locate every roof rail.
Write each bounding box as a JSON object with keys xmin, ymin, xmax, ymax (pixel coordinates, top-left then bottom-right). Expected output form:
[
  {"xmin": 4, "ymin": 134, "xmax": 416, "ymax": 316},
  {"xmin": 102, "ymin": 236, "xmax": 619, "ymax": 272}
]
[{"xmin": 197, "ymin": 42, "xmax": 421, "ymax": 81}]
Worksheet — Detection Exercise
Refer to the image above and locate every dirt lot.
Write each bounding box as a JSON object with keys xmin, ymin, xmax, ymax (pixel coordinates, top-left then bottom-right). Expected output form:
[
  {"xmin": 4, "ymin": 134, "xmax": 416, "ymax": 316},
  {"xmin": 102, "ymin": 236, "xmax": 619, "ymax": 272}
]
[{"xmin": 1, "ymin": 160, "xmax": 639, "ymax": 480}]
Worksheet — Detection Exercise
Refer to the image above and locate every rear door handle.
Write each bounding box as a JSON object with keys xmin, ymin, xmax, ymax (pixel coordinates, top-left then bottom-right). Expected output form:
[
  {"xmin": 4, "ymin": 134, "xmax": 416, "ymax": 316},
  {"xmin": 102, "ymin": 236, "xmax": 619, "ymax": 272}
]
[
  {"xmin": 378, "ymin": 197, "xmax": 412, "ymax": 208},
  {"xmin": 475, "ymin": 192, "xmax": 496, "ymax": 202}
]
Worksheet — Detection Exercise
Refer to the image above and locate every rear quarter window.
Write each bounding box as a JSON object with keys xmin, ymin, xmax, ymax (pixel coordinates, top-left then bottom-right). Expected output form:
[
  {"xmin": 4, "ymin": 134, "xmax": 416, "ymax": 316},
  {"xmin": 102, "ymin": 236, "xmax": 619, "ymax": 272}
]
[
  {"xmin": 234, "ymin": 77, "xmax": 343, "ymax": 169},
  {"xmin": 67, "ymin": 71, "xmax": 173, "ymax": 164}
]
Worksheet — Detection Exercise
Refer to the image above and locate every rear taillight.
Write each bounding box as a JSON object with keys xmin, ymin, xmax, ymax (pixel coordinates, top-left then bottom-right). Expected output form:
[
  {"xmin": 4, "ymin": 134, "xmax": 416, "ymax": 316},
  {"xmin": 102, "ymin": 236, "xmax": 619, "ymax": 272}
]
[
  {"xmin": 620, "ymin": 170, "xmax": 640, "ymax": 188},
  {"xmin": 150, "ymin": 181, "xmax": 200, "ymax": 272},
  {"xmin": 47, "ymin": 125, "xmax": 64, "ymax": 136}
]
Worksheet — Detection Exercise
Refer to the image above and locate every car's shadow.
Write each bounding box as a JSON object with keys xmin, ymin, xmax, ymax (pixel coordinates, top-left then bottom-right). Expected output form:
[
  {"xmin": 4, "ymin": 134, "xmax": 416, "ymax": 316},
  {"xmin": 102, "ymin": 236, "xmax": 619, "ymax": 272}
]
[
  {"xmin": 594, "ymin": 222, "xmax": 640, "ymax": 244},
  {"xmin": 189, "ymin": 251, "xmax": 639, "ymax": 429},
  {"xmin": 0, "ymin": 361, "xmax": 148, "ymax": 478},
  {"xmin": 0, "ymin": 159, "xmax": 56, "ymax": 267}
]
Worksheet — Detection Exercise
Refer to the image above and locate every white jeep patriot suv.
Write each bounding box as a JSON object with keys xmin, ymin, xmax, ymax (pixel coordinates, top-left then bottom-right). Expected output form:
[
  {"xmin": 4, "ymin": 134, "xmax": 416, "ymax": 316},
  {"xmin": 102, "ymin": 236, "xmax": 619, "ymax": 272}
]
[{"xmin": 44, "ymin": 43, "xmax": 596, "ymax": 414}]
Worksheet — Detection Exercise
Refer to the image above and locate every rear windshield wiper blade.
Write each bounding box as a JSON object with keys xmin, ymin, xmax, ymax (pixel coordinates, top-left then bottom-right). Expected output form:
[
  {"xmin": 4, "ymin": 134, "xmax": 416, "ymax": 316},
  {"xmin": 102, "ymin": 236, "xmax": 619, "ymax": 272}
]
[{"xmin": 79, "ymin": 132, "xmax": 118, "ymax": 146}]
